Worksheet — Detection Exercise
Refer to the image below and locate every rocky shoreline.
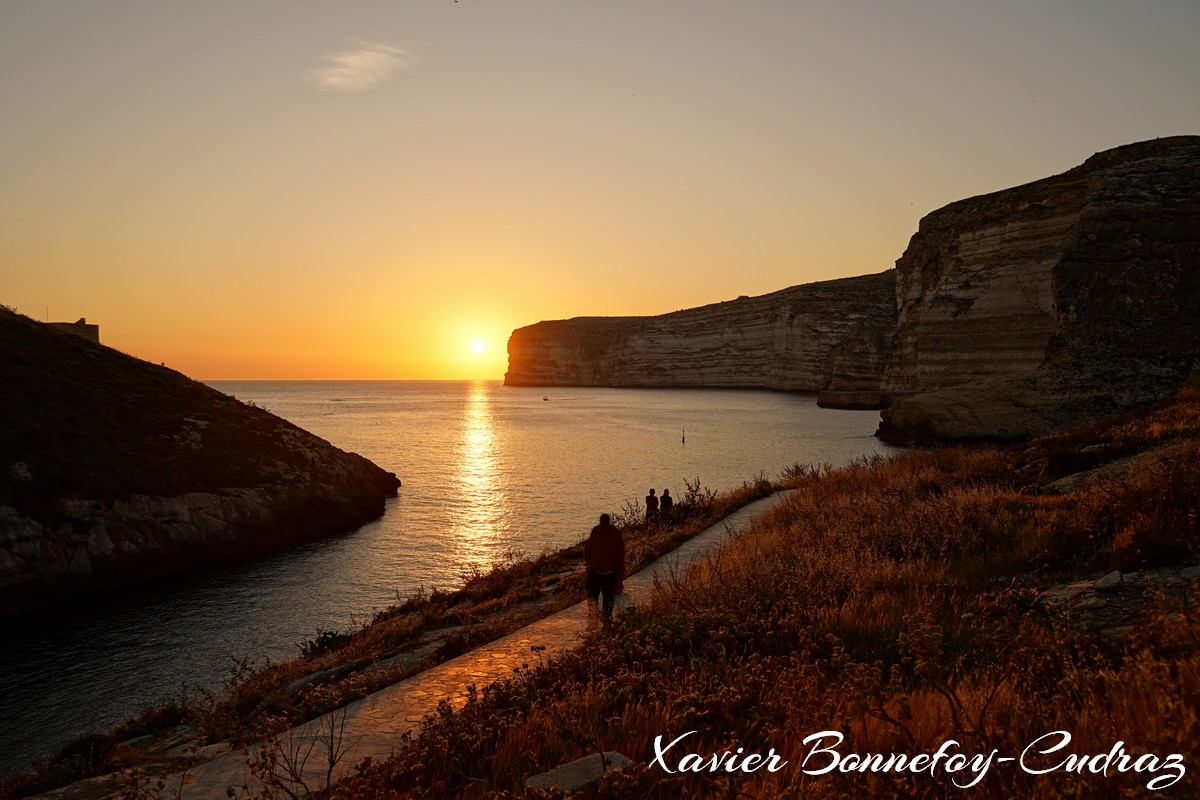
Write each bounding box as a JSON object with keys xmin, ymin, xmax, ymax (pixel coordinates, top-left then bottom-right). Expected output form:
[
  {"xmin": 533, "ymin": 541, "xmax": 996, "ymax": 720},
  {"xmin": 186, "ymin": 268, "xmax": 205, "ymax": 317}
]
[
  {"xmin": 0, "ymin": 308, "xmax": 401, "ymax": 615},
  {"xmin": 0, "ymin": 481, "xmax": 772, "ymax": 800}
]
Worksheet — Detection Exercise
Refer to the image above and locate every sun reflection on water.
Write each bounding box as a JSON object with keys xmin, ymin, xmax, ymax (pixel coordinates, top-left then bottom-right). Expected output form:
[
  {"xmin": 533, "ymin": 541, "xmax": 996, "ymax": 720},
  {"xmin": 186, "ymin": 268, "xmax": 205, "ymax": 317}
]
[{"xmin": 451, "ymin": 381, "xmax": 508, "ymax": 569}]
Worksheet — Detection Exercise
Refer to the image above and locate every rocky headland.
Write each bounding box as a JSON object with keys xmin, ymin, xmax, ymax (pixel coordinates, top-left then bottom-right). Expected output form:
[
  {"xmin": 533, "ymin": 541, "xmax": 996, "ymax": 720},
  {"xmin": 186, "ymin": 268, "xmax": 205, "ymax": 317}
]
[
  {"xmin": 505, "ymin": 136, "xmax": 1200, "ymax": 441},
  {"xmin": 0, "ymin": 308, "xmax": 401, "ymax": 615},
  {"xmin": 505, "ymin": 270, "xmax": 897, "ymax": 409},
  {"xmin": 877, "ymin": 135, "xmax": 1200, "ymax": 441}
]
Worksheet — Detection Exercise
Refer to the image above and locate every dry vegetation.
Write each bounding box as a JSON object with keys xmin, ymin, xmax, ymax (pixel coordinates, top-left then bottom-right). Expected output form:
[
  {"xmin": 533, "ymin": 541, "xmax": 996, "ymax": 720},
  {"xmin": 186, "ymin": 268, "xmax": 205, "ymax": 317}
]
[
  {"xmin": 0, "ymin": 478, "xmax": 771, "ymax": 800},
  {"xmin": 6, "ymin": 388, "xmax": 1199, "ymax": 799},
  {"xmin": 318, "ymin": 386, "xmax": 1200, "ymax": 799}
]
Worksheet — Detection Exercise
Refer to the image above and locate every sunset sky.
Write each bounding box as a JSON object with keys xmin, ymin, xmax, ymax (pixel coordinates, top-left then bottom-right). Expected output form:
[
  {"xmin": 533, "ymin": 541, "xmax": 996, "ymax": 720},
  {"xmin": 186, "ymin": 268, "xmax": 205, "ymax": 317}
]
[{"xmin": 3, "ymin": 1, "xmax": 1199, "ymax": 379}]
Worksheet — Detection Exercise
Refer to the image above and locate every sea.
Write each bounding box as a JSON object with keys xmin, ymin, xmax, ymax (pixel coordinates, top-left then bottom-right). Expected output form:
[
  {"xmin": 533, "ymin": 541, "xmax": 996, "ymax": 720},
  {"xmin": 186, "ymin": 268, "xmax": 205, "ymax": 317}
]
[{"xmin": 0, "ymin": 380, "xmax": 897, "ymax": 777}]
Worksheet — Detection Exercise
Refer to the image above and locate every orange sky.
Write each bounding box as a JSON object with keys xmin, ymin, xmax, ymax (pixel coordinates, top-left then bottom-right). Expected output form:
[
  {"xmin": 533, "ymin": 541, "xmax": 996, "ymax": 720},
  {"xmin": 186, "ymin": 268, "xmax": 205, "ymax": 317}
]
[{"xmin": 3, "ymin": 1, "xmax": 1199, "ymax": 379}]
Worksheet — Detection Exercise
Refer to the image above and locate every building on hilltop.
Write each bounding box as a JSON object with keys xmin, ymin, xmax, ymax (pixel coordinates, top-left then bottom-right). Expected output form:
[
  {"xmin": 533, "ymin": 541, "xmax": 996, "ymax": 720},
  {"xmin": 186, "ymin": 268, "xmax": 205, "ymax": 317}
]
[{"xmin": 47, "ymin": 317, "xmax": 100, "ymax": 344}]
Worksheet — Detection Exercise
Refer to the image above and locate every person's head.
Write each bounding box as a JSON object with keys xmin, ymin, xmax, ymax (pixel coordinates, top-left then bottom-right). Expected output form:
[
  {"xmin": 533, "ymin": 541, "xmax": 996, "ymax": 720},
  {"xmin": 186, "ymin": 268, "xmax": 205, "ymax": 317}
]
[
  {"xmin": 599, "ymin": 513, "xmax": 611, "ymax": 525},
  {"xmin": 663, "ymin": 488, "xmax": 670, "ymax": 496},
  {"xmin": 649, "ymin": 488, "xmax": 656, "ymax": 495}
]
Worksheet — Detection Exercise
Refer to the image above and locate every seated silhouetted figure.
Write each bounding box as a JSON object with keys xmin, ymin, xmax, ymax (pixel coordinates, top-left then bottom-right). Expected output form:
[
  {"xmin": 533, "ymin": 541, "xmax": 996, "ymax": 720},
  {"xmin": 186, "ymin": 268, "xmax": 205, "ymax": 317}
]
[
  {"xmin": 660, "ymin": 488, "xmax": 674, "ymax": 517},
  {"xmin": 645, "ymin": 488, "xmax": 659, "ymax": 520}
]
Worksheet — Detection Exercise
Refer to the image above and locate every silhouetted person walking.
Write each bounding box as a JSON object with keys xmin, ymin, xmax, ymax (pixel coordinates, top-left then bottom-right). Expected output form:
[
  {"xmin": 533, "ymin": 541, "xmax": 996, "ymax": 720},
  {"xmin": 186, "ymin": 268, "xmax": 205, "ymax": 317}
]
[
  {"xmin": 583, "ymin": 513, "xmax": 625, "ymax": 620},
  {"xmin": 645, "ymin": 488, "xmax": 659, "ymax": 519}
]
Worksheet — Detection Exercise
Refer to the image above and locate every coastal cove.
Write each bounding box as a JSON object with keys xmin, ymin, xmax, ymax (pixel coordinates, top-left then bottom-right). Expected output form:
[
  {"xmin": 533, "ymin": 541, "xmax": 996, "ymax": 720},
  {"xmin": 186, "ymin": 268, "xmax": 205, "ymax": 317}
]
[{"xmin": 0, "ymin": 381, "xmax": 894, "ymax": 778}]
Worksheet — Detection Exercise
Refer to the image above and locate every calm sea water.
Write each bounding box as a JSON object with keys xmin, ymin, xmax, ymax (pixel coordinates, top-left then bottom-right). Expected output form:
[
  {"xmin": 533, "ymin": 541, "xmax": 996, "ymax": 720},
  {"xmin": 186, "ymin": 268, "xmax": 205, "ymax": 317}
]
[{"xmin": 0, "ymin": 381, "xmax": 894, "ymax": 776}]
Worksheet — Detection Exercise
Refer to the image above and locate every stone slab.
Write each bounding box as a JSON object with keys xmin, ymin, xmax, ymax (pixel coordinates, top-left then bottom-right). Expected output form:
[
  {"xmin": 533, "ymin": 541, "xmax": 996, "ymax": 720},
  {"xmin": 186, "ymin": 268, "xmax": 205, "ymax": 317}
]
[{"xmin": 526, "ymin": 751, "xmax": 633, "ymax": 792}]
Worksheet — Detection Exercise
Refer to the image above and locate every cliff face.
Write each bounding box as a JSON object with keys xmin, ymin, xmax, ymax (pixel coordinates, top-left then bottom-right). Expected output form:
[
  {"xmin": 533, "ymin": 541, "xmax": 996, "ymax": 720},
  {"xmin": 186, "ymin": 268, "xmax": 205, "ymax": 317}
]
[
  {"xmin": 881, "ymin": 173, "xmax": 1088, "ymax": 393},
  {"xmin": 879, "ymin": 136, "xmax": 1200, "ymax": 441},
  {"xmin": 506, "ymin": 271, "xmax": 897, "ymax": 408},
  {"xmin": 0, "ymin": 310, "xmax": 401, "ymax": 614},
  {"xmin": 504, "ymin": 137, "xmax": 1199, "ymax": 441}
]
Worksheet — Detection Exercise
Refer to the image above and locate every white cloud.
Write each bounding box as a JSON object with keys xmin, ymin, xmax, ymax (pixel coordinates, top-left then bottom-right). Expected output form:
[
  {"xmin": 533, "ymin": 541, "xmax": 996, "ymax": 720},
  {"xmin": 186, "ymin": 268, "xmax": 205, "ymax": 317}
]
[{"xmin": 307, "ymin": 40, "xmax": 413, "ymax": 93}]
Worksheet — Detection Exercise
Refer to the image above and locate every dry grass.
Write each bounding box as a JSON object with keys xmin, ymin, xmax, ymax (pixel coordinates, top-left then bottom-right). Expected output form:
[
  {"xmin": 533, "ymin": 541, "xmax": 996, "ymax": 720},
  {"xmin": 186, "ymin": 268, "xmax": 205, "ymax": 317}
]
[
  {"xmin": 177, "ymin": 476, "xmax": 773, "ymax": 746},
  {"xmin": 321, "ymin": 390, "xmax": 1200, "ymax": 799},
  {"xmin": 0, "ymin": 478, "xmax": 772, "ymax": 800}
]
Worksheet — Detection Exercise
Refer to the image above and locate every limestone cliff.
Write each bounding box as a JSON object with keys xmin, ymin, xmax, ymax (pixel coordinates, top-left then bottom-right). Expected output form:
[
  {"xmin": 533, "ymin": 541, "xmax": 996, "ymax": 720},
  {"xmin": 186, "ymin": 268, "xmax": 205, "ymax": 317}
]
[
  {"xmin": 878, "ymin": 136, "xmax": 1200, "ymax": 441},
  {"xmin": 505, "ymin": 271, "xmax": 897, "ymax": 408},
  {"xmin": 0, "ymin": 309, "xmax": 401, "ymax": 614},
  {"xmin": 881, "ymin": 170, "xmax": 1086, "ymax": 394},
  {"xmin": 504, "ymin": 136, "xmax": 1199, "ymax": 441}
]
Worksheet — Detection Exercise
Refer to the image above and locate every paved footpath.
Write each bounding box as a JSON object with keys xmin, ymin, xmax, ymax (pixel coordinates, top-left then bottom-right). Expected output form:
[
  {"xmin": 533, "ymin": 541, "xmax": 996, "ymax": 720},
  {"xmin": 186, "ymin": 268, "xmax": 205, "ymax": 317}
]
[{"xmin": 176, "ymin": 491, "xmax": 795, "ymax": 798}]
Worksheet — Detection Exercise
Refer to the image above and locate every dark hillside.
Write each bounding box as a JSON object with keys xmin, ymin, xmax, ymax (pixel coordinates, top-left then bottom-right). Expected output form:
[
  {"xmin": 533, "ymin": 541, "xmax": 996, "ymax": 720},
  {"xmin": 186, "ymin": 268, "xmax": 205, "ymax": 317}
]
[{"xmin": 0, "ymin": 308, "xmax": 400, "ymax": 613}]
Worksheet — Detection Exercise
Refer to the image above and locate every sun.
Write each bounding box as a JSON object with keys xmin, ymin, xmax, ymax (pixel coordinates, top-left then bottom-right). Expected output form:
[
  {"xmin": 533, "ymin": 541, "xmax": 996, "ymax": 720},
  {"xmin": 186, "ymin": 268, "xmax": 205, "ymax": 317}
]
[{"xmin": 446, "ymin": 326, "xmax": 504, "ymax": 378}]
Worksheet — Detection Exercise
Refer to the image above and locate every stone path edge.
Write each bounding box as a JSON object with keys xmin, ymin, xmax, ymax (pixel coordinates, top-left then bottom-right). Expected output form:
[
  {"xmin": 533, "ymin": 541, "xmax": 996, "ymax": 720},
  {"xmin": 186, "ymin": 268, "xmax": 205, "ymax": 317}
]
[{"xmin": 95, "ymin": 490, "xmax": 796, "ymax": 799}]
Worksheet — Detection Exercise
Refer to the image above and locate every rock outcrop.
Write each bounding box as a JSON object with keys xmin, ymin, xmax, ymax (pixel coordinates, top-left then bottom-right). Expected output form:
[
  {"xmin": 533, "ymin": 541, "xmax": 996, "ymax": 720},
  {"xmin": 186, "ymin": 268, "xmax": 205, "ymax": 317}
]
[
  {"xmin": 505, "ymin": 271, "xmax": 898, "ymax": 408},
  {"xmin": 0, "ymin": 309, "xmax": 401, "ymax": 614},
  {"xmin": 878, "ymin": 136, "xmax": 1200, "ymax": 441},
  {"xmin": 504, "ymin": 136, "xmax": 1200, "ymax": 440},
  {"xmin": 880, "ymin": 169, "xmax": 1086, "ymax": 395}
]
